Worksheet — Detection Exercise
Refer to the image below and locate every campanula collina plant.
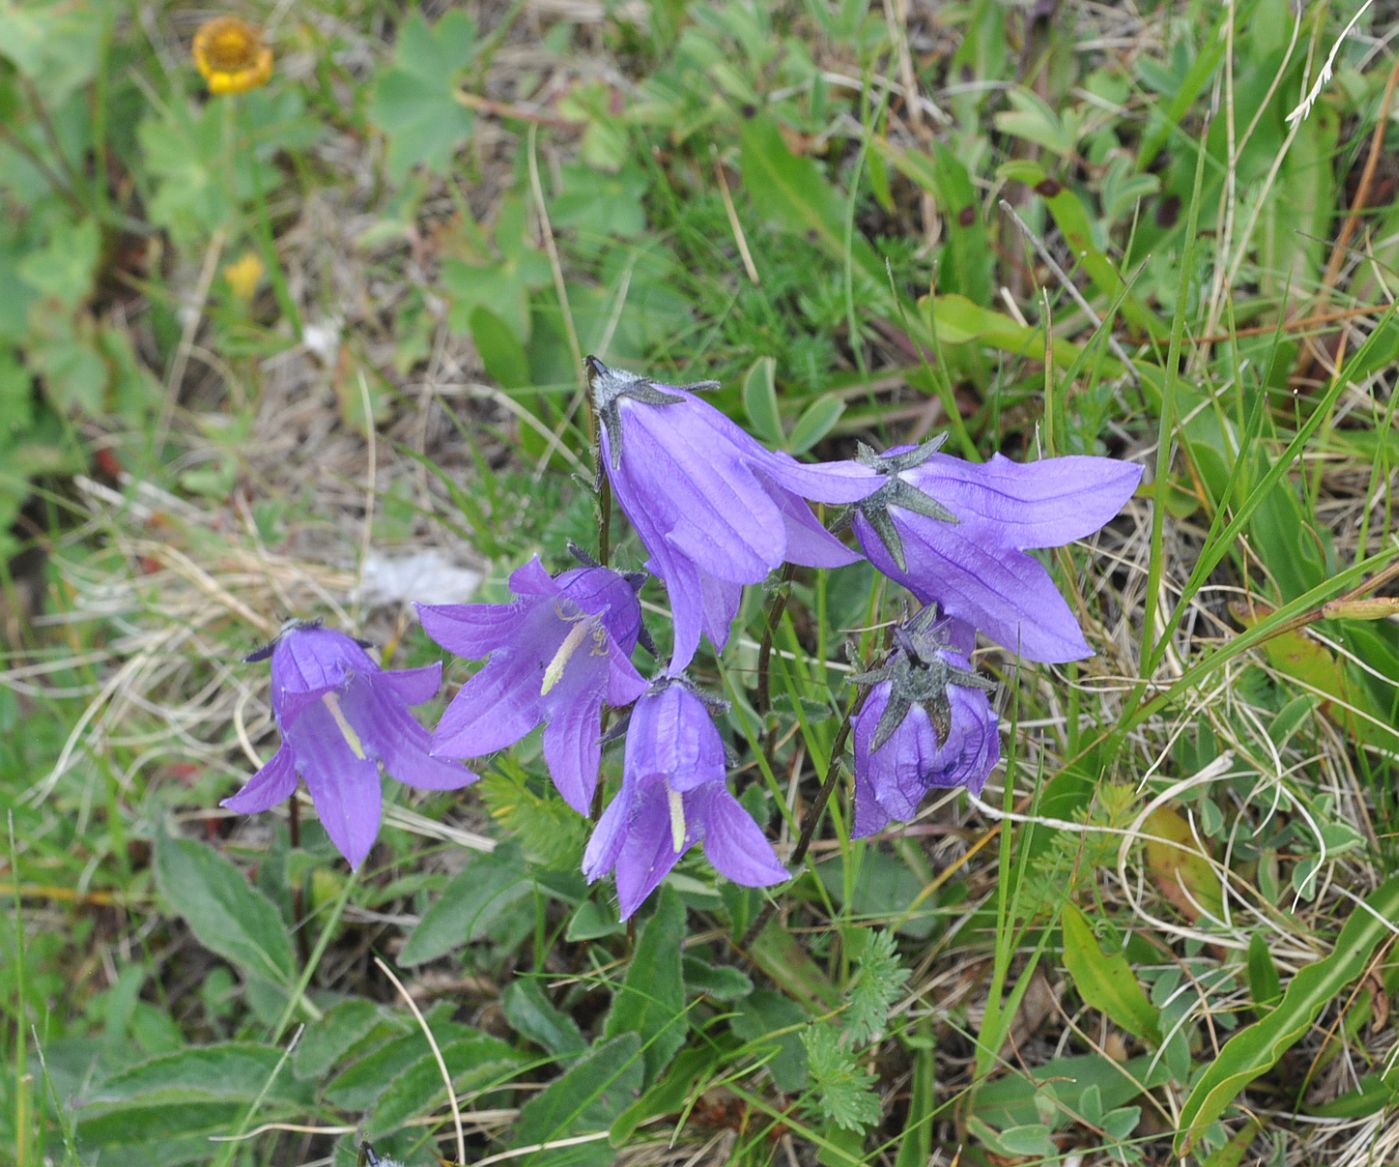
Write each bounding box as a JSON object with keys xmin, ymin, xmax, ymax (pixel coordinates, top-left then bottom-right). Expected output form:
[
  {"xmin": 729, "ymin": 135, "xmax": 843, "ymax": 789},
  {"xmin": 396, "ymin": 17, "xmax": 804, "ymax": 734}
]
[{"xmin": 226, "ymin": 355, "xmax": 1139, "ymax": 920}]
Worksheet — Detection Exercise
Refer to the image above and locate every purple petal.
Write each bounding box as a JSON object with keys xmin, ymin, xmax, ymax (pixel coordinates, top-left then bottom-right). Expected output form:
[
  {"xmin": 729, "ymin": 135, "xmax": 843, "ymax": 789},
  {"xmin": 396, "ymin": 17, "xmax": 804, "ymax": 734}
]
[
  {"xmin": 765, "ymin": 482, "xmax": 863, "ymax": 568},
  {"xmin": 286, "ymin": 700, "xmax": 384, "ymax": 869},
  {"xmin": 431, "ymin": 651, "xmax": 545, "ymax": 757},
  {"xmin": 691, "ymin": 786, "xmax": 788, "ymax": 887},
  {"xmin": 374, "ymin": 662, "xmax": 442, "ymax": 707},
  {"xmin": 613, "ymin": 409, "xmax": 780, "ymax": 583},
  {"xmin": 508, "ymin": 555, "xmax": 561, "ymax": 597},
  {"xmin": 644, "ymin": 542, "xmax": 742, "ymax": 672},
  {"xmin": 750, "ymin": 449, "xmax": 882, "ymax": 505},
  {"xmin": 272, "ymin": 625, "xmax": 375, "ymax": 696},
  {"xmin": 611, "ymin": 781, "xmax": 685, "ymax": 919},
  {"xmin": 625, "ymin": 685, "xmax": 725, "ymax": 794},
  {"xmin": 856, "ymin": 512, "xmax": 1093, "ymax": 662},
  {"xmin": 935, "ymin": 687, "xmax": 1000, "ymax": 796},
  {"xmin": 541, "ymin": 667, "xmax": 605, "ymax": 814},
  {"xmin": 851, "ymin": 767, "xmax": 893, "ymax": 838},
  {"xmin": 222, "ymin": 744, "xmax": 298, "ymax": 814},
  {"xmin": 605, "ymin": 640, "xmax": 647, "ymax": 707},
  {"xmin": 556, "ymin": 567, "xmax": 645, "ymax": 654},
  {"xmin": 582, "ymin": 784, "xmax": 631, "ymax": 882},
  {"xmin": 343, "ymin": 676, "xmax": 477, "ymax": 791},
  {"xmin": 417, "ymin": 600, "xmax": 527, "ymax": 661},
  {"xmin": 907, "ymin": 453, "xmax": 1142, "ymax": 549}
]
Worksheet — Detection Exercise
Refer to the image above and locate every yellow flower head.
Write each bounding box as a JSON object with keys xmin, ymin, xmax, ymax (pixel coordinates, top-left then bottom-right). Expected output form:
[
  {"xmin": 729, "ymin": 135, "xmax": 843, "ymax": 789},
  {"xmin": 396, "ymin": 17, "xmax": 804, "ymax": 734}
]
[
  {"xmin": 192, "ymin": 16, "xmax": 273, "ymax": 95},
  {"xmin": 222, "ymin": 250, "xmax": 264, "ymax": 301}
]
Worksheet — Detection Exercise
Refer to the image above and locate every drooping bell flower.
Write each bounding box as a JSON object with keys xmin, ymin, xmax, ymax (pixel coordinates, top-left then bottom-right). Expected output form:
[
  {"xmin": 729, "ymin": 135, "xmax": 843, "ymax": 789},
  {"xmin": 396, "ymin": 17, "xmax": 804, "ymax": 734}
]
[
  {"xmin": 850, "ymin": 609, "xmax": 999, "ymax": 838},
  {"xmin": 418, "ymin": 556, "xmax": 647, "ymax": 814},
  {"xmin": 223, "ymin": 621, "xmax": 475, "ymax": 869},
  {"xmin": 849, "ymin": 438, "xmax": 1142, "ymax": 662},
  {"xmin": 583, "ymin": 676, "xmax": 787, "ymax": 919},
  {"xmin": 586, "ymin": 356, "xmax": 880, "ymax": 670}
]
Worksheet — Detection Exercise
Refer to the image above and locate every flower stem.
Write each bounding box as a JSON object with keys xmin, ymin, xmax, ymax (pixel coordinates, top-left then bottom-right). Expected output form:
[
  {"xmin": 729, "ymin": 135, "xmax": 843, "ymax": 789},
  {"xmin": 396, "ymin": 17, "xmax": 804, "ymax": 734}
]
[
  {"xmin": 754, "ymin": 564, "xmax": 796, "ymax": 722},
  {"xmin": 597, "ymin": 472, "xmax": 612, "ymax": 567},
  {"xmin": 288, "ymin": 796, "xmax": 311, "ymax": 966}
]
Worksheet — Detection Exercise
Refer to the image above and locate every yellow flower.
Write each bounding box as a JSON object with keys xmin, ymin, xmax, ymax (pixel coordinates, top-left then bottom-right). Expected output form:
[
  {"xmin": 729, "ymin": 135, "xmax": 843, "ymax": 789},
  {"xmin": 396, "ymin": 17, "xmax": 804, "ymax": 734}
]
[
  {"xmin": 192, "ymin": 16, "xmax": 273, "ymax": 95},
  {"xmin": 222, "ymin": 250, "xmax": 264, "ymax": 301}
]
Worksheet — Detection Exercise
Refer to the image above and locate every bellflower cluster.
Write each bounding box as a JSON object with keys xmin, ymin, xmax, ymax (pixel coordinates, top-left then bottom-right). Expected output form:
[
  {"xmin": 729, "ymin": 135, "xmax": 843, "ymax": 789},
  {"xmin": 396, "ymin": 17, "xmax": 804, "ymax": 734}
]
[
  {"xmin": 418, "ymin": 556, "xmax": 646, "ymax": 814},
  {"xmin": 582, "ymin": 677, "xmax": 787, "ymax": 919},
  {"xmin": 223, "ymin": 622, "xmax": 475, "ymax": 869},
  {"xmin": 224, "ymin": 352, "xmax": 1140, "ymax": 916}
]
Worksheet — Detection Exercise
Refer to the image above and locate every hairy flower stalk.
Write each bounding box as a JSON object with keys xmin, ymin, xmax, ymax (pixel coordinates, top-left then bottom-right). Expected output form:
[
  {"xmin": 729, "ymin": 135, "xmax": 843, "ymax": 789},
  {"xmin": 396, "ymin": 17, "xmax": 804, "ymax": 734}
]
[
  {"xmin": 223, "ymin": 621, "xmax": 475, "ymax": 869},
  {"xmin": 850, "ymin": 440, "xmax": 1142, "ymax": 662},
  {"xmin": 419, "ymin": 557, "xmax": 647, "ymax": 814},
  {"xmin": 850, "ymin": 608, "xmax": 1000, "ymax": 837},
  {"xmin": 586, "ymin": 355, "xmax": 880, "ymax": 670},
  {"xmin": 583, "ymin": 676, "xmax": 787, "ymax": 919}
]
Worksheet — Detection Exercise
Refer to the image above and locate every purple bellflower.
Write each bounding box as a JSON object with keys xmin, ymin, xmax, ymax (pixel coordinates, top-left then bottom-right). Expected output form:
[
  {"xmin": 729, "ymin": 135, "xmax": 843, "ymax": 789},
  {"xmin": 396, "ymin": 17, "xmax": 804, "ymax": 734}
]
[
  {"xmin": 583, "ymin": 676, "xmax": 788, "ymax": 919},
  {"xmin": 850, "ymin": 608, "xmax": 999, "ymax": 838},
  {"xmin": 418, "ymin": 556, "xmax": 647, "ymax": 815},
  {"xmin": 849, "ymin": 438, "xmax": 1142, "ymax": 662},
  {"xmin": 223, "ymin": 621, "xmax": 475, "ymax": 869},
  {"xmin": 586, "ymin": 356, "xmax": 880, "ymax": 670}
]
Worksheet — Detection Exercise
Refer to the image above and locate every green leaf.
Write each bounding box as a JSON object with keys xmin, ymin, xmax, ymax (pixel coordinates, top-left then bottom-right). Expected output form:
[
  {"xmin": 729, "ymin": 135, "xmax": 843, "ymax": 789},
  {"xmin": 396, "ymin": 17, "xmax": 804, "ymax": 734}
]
[
  {"xmin": 1061, "ymin": 904, "xmax": 1162, "ymax": 1046},
  {"xmin": 292, "ymin": 999, "xmax": 393, "ymax": 1081},
  {"xmin": 787, "ymin": 394, "xmax": 844, "ymax": 455},
  {"xmin": 893, "ymin": 1026, "xmax": 935, "ymax": 1167},
  {"xmin": 153, "ymin": 833, "xmax": 295, "ymax": 990},
  {"xmin": 76, "ymin": 1043, "xmax": 312, "ymax": 1154},
  {"xmin": 800, "ymin": 1024, "xmax": 881, "ymax": 1133},
  {"xmin": 504, "ymin": 979, "xmax": 587, "ymax": 1059},
  {"xmin": 0, "ymin": 0, "xmax": 105, "ymax": 101},
  {"xmin": 471, "ymin": 306, "xmax": 531, "ymax": 389},
  {"xmin": 1246, "ymin": 932, "xmax": 1282, "ymax": 1010},
  {"xmin": 86, "ymin": 1043, "xmax": 308, "ymax": 1106},
  {"xmin": 27, "ymin": 315, "xmax": 107, "ymax": 414},
  {"xmin": 1176, "ymin": 875, "xmax": 1399, "ymax": 1154},
  {"xmin": 993, "ymin": 88, "xmax": 1077, "ymax": 156},
  {"xmin": 994, "ymin": 1124, "xmax": 1058, "ymax": 1157},
  {"xmin": 17, "ymin": 217, "xmax": 99, "ymax": 308},
  {"xmin": 739, "ymin": 114, "xmax": 877, "ymax": 278},
  {"xmin": 323, "ymin": 1010, "xmax": 471, "ymax": 1109},
  {"xmin": 1200, "ymin": 1117, "xmax": 1265, "ymax": 1167},
  {"xmin": 511, "ymin": 1033, "xmax": 644, "ymax": 1165},
  {"xmin": 681, "ymin": 957, "xmax": 753, "ymax": 1002},
  {"xmin": 603, "ymin": 886, "xmax": 686, "ymax": 1084},
  {"xmin": 844, "ymin": 930, "xmax": 910, "ymax": 1046},
  {"xmin": 366, "ymin": 1034, "xmax": 523, "ymax": 1136},
  {"xmin": 731, "ymin": 990, "xmax": 808, "ymax": 1094},
  {"xmin": 610, "ymin": 1044, "xmax": 724, "ymax": 1145},
  {"xmin": 566, "ymin": 898, "xmax": 625, "ymax": 941},
  {"xmin": 742, "ymin": 356, "xmax": 782, "ymax": 446},
  {"xmin": 398, "ymin": 844, "xmax": 531, "ymax": 965},
  {"xmin": 366, "ymin": 11, "xmax": 476, "ymax": 183}
]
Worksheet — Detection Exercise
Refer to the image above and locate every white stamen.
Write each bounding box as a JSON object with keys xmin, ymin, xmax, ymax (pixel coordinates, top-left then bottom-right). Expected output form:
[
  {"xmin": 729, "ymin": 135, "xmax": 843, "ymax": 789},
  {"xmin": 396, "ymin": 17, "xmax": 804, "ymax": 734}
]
[
  {"xmin": 667, "ymin": 785, "xmax": 686, "ymax": 853},
  {"xmin": 542, "ymin": 621, "xmax": 592, "ymax": 695},
  {"xmin": 322, "ymin": 692, "xmax": 366, "ymax": 759}
]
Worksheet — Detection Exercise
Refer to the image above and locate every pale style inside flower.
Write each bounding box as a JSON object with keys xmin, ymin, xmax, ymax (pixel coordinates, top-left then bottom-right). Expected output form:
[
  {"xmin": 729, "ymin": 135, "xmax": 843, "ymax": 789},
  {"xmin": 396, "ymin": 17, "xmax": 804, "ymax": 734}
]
[
  {"xmin": 321, "ymin": 691, "xmax": 366, "ymax": 760},
  {"xmin": 666, "ymin": 784, "xmax": 686, "ymax": 853}
]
